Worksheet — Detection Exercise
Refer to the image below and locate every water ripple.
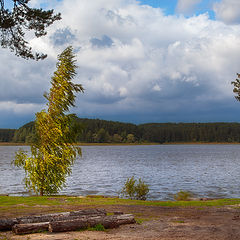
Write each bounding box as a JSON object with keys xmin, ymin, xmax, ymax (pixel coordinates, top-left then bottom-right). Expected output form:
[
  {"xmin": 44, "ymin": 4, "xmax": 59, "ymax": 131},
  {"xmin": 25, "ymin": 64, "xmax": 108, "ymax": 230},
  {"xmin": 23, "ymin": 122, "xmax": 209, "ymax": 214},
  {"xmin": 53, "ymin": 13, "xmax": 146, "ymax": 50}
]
[{"xmin": 1, "ymin": 145, "xmax": 240, "ymax": 200}]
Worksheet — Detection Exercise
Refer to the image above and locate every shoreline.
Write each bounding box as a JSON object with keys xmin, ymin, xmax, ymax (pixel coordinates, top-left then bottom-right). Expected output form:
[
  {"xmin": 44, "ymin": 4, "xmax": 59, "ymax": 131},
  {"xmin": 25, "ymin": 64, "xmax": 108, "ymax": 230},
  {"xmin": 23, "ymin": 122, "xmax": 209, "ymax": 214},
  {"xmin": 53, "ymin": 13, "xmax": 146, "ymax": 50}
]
[{"xmin": 1, "ymin": 142, "xmax": 240, "ymax": 146}]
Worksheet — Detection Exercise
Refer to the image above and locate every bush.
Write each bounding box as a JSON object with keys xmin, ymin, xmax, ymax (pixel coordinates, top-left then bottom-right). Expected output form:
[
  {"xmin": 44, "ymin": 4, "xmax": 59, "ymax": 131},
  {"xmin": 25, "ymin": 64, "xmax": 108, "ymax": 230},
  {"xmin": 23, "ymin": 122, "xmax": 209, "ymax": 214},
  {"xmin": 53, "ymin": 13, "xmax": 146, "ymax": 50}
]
[
  {"xmin": 120, "ymin": 176, "xmax": 149, "ymax": 201},
  {"xmin": 173, "ymin": 191, "xmax": 192, "ymax": 201}
]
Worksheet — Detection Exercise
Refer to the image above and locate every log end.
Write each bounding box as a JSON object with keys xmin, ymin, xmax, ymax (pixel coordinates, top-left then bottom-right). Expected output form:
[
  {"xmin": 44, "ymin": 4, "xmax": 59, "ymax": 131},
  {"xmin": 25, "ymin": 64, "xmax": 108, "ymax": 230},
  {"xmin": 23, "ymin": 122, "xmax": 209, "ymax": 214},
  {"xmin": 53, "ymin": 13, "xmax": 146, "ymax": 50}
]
[{"xmin": 12, "ymin": 222, "xmax": 49, "ymax": 235}]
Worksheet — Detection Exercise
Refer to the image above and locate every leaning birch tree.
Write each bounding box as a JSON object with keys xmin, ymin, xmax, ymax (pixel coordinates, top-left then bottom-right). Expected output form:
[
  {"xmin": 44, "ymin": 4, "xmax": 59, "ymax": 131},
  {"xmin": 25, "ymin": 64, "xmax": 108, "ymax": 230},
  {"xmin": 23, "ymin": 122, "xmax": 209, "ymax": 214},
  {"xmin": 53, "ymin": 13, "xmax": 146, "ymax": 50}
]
[{"xmin": 14, "ymin": 46, "xmax": 84, "ymax": 195}]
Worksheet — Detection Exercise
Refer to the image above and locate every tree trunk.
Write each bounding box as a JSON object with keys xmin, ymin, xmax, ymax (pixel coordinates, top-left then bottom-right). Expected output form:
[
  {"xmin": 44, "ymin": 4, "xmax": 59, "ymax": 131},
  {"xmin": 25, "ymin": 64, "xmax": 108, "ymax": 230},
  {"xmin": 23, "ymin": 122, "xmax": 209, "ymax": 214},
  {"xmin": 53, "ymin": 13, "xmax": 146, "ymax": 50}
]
[
  {"xmin": 18, "ymin": 209, "xmax": 106, "ymax": 224},
  {"xmin": 0, "ymin": 218, "xmax": 18, "ymax": 231},
  {"xmin": 12, "ymin": 222, "xmax": 49, "ymax": 235},
  {"xmin": 49, "ymin": 214, "xmax": 136, "ymax": 232},
  {"xmin": 0, "ymin": 209, "xmax": 106, "ymax": 231}
]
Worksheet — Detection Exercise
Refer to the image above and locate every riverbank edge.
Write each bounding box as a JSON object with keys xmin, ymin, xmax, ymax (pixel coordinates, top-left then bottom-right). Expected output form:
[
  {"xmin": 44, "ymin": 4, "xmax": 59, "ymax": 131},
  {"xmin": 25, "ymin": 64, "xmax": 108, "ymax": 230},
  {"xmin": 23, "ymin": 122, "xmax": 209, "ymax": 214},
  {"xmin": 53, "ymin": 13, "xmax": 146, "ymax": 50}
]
[
  {"xmin": 1, "ymin": 195, "xmax": 240, "ymax": 210},
  {"xmin": 1, "ymin": 142, "xmax": 240, "ymax": 146}
]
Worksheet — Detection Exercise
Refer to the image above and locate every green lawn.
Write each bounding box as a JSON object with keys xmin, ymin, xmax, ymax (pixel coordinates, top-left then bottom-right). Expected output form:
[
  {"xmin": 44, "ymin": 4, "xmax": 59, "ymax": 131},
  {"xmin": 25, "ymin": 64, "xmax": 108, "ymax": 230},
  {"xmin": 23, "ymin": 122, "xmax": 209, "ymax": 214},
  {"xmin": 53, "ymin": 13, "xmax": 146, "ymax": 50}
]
[{"xmin": 1, "ymin": 195, "xmax": 240, "ymax": 209}]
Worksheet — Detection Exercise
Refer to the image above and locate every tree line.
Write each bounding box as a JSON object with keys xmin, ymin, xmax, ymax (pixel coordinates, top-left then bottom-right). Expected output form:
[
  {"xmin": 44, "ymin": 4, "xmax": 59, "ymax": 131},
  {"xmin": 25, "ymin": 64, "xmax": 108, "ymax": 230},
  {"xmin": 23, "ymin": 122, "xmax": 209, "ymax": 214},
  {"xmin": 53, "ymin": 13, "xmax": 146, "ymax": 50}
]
[
  {"xmin": 0, "ymin": 128, "xmax": 15, "ymax": 142},
  {"xmin": 2, "ymin": 120, "xmax": 240, "ymax": 144}
]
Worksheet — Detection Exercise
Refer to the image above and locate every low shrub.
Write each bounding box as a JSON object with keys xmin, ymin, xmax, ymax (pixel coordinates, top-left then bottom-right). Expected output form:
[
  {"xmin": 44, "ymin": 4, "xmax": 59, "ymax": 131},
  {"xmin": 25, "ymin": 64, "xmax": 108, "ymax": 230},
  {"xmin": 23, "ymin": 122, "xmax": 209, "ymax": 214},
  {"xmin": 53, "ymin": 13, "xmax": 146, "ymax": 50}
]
[
  {"xmin": 135, "ymin": 178, "xmax": 149, "ymax": 200},
  {"xmin": 120, "ymin": 176, "xmax": 149, "ymax": 201},
  {"xmin": 173, "ymin": 191, "xmax": 192, "ymax": 201}
]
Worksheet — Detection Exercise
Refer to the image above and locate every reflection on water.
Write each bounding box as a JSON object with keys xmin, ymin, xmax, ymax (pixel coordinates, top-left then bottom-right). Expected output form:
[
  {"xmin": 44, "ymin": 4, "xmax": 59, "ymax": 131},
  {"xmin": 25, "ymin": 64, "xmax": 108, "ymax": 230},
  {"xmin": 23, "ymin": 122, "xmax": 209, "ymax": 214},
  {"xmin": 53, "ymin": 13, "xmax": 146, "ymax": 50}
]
[{"xmin": 1, "ymin": 144, "xmax": 240, "ymax": 200}]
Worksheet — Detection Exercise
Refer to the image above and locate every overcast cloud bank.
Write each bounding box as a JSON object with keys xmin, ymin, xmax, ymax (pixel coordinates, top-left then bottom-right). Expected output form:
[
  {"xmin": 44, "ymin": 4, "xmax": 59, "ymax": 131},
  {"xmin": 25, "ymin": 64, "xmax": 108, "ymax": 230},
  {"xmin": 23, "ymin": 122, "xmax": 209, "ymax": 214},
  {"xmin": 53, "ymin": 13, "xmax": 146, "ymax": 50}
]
[{"xmin": 1, "ymin": 0, "xmax": 240, "ymax": 128}]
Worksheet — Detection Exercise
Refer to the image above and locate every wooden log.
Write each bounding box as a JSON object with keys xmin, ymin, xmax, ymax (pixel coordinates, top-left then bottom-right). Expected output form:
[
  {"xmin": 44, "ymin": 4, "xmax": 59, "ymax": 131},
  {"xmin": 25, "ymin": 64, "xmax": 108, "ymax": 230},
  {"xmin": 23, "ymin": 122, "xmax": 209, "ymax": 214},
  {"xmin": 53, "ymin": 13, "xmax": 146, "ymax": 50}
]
[
  {"xmin": 49, "ymin": 214, "xmax": 136, "ymax": 232},
  {"xmin": 0, "ymin": 218, "xmax": 18, "ymax": 231},
  {"xmin": 0, "ymin": 208, "xmax": 106, "ymax": 231},
  {"xmin": 114, "ymin": 211, "xmax": 124, "ymax": 215},
  {"xmin": 69, "ymin": 209, "xmax": 106, "ymax": 217},
  {"xmin": 18, "ymin": 208, "xmax": 106, "ymax": 224},
  {"xmin": 12, "ymin": 222, "xmax": 49, "ymax": 235}
]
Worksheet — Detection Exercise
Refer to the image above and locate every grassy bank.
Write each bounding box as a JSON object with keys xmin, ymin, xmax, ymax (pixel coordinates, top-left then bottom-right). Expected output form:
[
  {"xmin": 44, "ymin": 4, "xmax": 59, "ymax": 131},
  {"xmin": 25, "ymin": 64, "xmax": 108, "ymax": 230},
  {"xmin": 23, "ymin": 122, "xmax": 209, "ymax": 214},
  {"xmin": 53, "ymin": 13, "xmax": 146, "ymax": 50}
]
[{"xmin": 1, "ymin": 195, "xmax": 240, "ymax": 219}]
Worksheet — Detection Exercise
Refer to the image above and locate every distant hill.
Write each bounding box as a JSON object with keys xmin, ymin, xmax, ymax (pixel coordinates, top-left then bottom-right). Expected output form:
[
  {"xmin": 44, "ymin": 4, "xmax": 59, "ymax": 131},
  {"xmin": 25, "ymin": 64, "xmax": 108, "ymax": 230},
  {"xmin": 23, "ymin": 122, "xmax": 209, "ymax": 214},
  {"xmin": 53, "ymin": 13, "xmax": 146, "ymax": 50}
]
[
  {"xmin": 0, "ymin": 129, "xmax": 15, "ymax": 142},
  {"xmin": 1, "ymin": 118, "xmax": 240, "ymax": 143},
  {"xmin": 12, "ymin": 121, "xmax": 36, "ymax": 143},
  {"xmin": 139, "ymin": 122, "xmax": 240, "ymax": 143}
]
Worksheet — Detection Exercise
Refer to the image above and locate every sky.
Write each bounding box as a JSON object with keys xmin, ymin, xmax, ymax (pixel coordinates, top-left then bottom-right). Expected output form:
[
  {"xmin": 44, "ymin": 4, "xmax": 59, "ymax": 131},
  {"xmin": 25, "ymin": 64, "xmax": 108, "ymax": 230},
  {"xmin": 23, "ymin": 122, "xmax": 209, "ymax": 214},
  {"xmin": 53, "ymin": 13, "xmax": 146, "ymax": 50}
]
[{"xmin": 1, "ymin": 0, "xmax": 240, "ymax": 128}]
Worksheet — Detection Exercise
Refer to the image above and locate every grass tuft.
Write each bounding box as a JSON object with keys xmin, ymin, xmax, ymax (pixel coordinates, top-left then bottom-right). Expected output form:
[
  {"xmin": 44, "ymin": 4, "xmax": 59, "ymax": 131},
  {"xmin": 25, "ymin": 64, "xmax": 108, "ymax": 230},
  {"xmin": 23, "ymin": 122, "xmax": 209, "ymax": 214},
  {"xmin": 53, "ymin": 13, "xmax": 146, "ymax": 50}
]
[{"xmin": 87, "ymin": 224, "xmax": 106, "ymax": 231}]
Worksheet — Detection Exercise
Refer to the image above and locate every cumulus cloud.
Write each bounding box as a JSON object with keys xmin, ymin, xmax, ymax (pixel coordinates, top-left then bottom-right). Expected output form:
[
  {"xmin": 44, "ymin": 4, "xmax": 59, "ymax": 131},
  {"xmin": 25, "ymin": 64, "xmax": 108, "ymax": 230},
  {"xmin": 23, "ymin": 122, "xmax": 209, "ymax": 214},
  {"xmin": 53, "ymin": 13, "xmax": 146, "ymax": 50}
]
[
  {"xmin": 176, "ymin": 0, "xmax": 202, "ymax": 15},
  {"xmin": 1, "ymin": 0, "xmax": 240, "ymax": 127},
  {"xmin": 0, "ymin": 101, "xmax": 43, "ymax": 115},
  {"xmin": 0, "ymin": 48, "xmax": 54, "ymax": 104},
  {"xmin": 213, "ymin": 0, "xmax": 240, "ymax": 24}
]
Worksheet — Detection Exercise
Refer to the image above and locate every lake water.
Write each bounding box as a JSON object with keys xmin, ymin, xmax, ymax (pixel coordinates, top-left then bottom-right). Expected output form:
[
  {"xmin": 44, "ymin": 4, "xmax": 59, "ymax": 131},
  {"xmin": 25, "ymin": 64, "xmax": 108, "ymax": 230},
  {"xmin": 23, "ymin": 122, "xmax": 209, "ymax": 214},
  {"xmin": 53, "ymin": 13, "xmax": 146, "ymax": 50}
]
[{"xmin": 1, "ymin": 144, "xmax": 240, "ymax": 200}]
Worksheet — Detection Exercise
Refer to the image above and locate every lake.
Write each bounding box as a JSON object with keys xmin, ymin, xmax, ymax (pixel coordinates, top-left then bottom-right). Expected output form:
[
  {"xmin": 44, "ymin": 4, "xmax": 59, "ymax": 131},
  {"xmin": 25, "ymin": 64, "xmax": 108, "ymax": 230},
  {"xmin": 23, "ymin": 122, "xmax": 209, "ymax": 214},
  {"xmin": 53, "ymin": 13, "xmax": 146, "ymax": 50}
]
[{"xmin": 1, "ymin": 144, "xmax": 240, "ymax": 200}]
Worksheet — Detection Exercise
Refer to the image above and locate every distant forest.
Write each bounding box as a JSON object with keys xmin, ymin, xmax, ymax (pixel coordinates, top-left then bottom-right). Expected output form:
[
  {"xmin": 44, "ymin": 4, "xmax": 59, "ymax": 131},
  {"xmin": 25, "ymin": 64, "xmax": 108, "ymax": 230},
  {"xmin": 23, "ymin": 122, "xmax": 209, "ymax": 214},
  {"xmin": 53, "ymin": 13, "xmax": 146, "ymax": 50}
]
[{"xmin": 1, "ymin": 118, "xmax": 240, "ymax": 143}]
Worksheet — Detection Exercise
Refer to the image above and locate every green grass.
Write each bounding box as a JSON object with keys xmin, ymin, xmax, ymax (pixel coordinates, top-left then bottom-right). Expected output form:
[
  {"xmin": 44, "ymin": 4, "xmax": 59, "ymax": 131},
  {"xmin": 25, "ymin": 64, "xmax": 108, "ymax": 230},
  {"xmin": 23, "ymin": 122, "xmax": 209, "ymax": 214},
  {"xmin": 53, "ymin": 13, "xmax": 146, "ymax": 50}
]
[
  {"xmin": 87, "ymin": 224, "xmax": 106, "ymax": 231},
  {"xmin": 172, "ymin": 220, "xmax": 185, "ymax": 223},
  {"xmin": 1, "ymin": 195, "xmax": 240, "ymax": 207},
  {"xmin": 0, "ymin": 196, "xmax": 62, "ymax": 206},
  {"xmin": 0, "ymin": 233, "xmax": 11, "ymax": 240},
  {"xmin": 135, "ymin": 217, "xmax": 153, "ymax": 224},
  {"xmin": 1, "ymin": 195, "xmax": 240, "ymax": 215}
]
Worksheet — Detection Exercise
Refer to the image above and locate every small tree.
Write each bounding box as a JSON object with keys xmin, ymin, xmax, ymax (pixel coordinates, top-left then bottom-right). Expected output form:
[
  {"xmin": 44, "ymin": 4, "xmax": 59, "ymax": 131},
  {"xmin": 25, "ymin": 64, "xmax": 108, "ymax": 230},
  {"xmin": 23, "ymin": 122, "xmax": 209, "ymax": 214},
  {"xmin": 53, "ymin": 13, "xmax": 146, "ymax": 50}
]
[
  {"xmin": 120, "ymin": 176, "xmax": 149, "ymax": 200},
  {"xmin": 135, "ymin": 178, "xmax": 149, "ymax": 200},
  {"xmin": 126, "ymin": 134, "xmax": 135, "ymax": 143},
  {"xmin": 96, "ymin": 128, "xmax": 110, "ymax": 143},
  {"xmin": 113, "ymin": 133, "xmax": 122, "ymax": 143},
  {"xmin": 173, "ymin": 191, "xmax": 193, "ymax": 201},
  {"xmin": 14, "ymin": 46, "xmax": 84, "ymax": 195},
  {"xmin": 121, "ymin": 176, "xmax": 136, "ymax": 200}
]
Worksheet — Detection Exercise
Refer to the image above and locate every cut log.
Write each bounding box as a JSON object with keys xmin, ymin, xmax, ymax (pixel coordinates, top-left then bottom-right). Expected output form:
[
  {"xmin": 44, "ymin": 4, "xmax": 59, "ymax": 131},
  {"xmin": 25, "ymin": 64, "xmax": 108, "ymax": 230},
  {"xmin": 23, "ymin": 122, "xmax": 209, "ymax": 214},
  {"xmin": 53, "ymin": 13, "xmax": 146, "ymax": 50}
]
[
  {"xmin": 18, "ymin": 208, "xmax": 106, "ymax": 224},
  {"xmin": 114, "ymin": 211, "xmax": 124, "ymax": 215},
  {"xmin": 0, "ymin": 218, "xmax": 18, "ymax": 231},
  {"xmin": 0, "ymin": 208, "xmax": 106, "ymax": 231},
  {"xmin": 12, "ymin": 222, "xmax": 49, "ymax": 235},
  {"xmin": 49, "ymin": 214, "xmax": 136, "ymax": 232},
  {"xmin": 69, "ymin": 209, "xmax": 106, "ymax": 217}
]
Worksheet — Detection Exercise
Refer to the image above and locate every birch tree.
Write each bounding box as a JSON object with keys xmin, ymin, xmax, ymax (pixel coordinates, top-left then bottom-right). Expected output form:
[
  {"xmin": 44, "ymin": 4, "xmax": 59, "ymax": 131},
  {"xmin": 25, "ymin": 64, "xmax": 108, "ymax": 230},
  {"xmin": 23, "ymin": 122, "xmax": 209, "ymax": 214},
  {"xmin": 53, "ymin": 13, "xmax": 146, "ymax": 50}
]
[{"xmin": 14, "ymin": 46, "xmax": 84, "ymax": 195}]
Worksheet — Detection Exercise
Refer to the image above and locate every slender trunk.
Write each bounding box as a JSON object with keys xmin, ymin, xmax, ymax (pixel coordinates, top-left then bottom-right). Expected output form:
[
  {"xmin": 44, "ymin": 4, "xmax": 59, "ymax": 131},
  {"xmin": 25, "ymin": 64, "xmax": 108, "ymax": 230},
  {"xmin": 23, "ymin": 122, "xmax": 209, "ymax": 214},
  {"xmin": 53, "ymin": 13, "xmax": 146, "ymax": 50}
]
[{"xmin": 40, "ymin": 163, "xmax": 44, "ymax": 196}]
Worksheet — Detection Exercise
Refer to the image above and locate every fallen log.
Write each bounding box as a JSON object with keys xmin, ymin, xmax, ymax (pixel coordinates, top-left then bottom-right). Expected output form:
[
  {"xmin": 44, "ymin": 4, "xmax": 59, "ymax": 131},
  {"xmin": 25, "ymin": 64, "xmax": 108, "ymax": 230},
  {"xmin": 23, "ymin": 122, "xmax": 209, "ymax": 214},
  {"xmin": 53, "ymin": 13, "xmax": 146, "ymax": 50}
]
[
  {"xmin": 18, "ymin": 208, "xmax": 106, "ymax": 224},
  {"xmin": 12, "ymin": 222, "xmax": 49, "ymax": 235},
  {"xmin": 49, "ymin": 214, "xmax": 136, "ymax": 232},
  {"xmin": 0, "ymin": 218, "xmax": 18, "ymax": 231},
  {"xmin": 0, "ymin": 209, "xmax": 106, "ymax": 231}
]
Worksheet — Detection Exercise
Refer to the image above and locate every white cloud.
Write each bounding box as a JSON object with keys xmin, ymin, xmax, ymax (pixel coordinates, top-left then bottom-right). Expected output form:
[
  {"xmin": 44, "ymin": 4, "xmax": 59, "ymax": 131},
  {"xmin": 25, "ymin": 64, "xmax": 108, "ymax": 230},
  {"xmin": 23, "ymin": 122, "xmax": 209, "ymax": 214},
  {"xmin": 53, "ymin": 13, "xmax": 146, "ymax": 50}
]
[
  {"xmin": 0, "ymin": 101, "xmax": 43, "ymax": 115},
  {"xmin": 176, "ymin": 0, "xmax": 202, "ymax": 15},
  {"xmin": 1, "ymin": 0, "xmax": 240, "ymax": 127},
  {"xmin": 153, "ymin": 84, "xmax": 161, "ymax": 92},
  {"xmin": 213, "ymin": 0, "xmax": 240, "ymax": 24}
]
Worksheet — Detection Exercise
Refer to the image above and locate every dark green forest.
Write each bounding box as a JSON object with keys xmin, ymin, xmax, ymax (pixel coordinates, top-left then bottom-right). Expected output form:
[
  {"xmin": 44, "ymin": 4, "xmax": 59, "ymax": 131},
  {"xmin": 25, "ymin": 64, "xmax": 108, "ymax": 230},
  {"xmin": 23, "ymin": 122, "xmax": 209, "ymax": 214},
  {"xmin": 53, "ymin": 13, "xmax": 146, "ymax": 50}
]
[
  {"xmin": 1, "ymin": 118, "xmax": 240, "ymax": 143},
  {"xmin": 0, "ymin": 129, "xmax": 15, "ymax": 142}
]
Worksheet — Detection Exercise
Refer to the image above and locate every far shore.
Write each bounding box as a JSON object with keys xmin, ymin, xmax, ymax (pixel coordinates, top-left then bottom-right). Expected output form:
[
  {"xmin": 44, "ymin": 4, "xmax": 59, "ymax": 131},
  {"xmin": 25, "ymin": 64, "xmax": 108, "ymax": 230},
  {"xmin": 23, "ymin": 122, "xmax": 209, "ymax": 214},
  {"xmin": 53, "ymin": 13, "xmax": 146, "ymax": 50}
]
[{"xmin": 1, "ymin": 141, "xmax": 240, "ymax": 146}]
